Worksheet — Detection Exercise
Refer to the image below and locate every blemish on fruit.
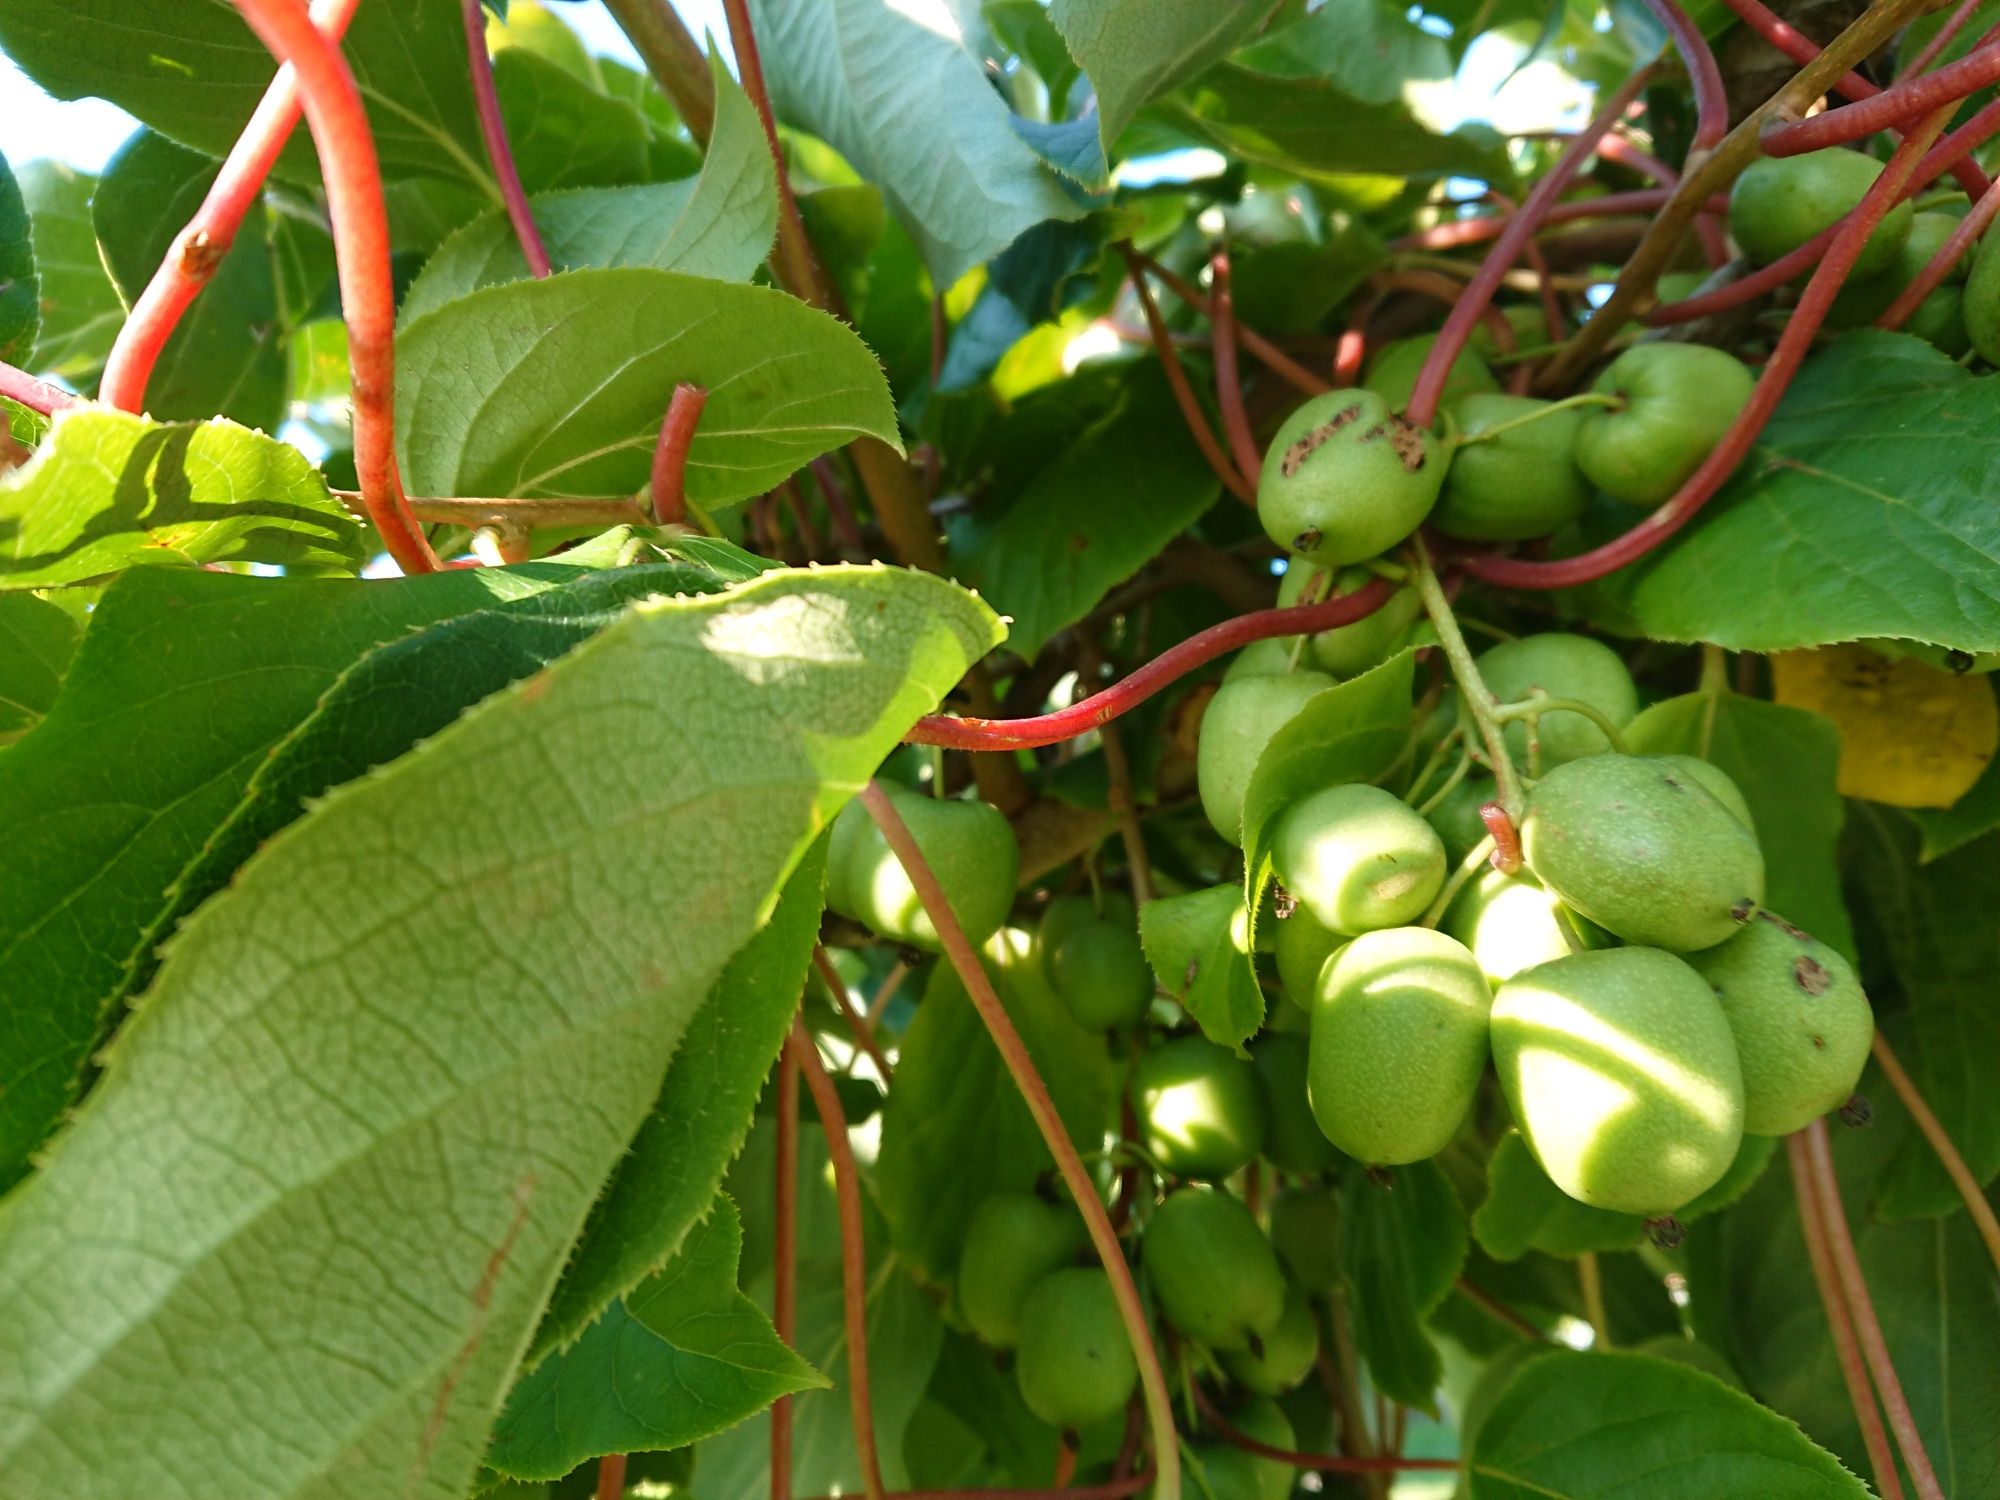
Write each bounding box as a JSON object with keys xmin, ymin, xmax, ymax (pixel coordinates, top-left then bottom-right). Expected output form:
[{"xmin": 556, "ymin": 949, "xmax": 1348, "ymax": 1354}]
[
  {"xmin": 1279, "ymin": 402, "xmax": 1363, "ymax": 476},
  {"xmin": 1793, "ymin": 955, "xmax": 1832, "ymax": 995}
]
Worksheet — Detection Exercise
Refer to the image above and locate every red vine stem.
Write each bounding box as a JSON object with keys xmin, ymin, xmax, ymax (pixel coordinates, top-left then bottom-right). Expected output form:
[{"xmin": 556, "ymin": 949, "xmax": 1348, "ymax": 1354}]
[
  {"xmin": 1644, "ymin": 0, "xmax": 1728, "ymax": 151},
  {"xmin": 1460, "ymin": 105, "xmax": 1953, "ymax": 590},
  {"xmin": 594, "ymin": 1454, "xmax": 628, "ymax": 1500},
  {"xmin": 1765, "ymin": 33, "xmax": 2000, "ymax": 157},
  {"xmin": 721, "ymin": 0, "xmax": 833, "ymax": 312},
  {"xmin": 1867, "ymin": 1033, "xmax": 2000, "ymax": 1274},
  {"xmin": 905, "ymin": 579, "xmax": 1394, "ymax": 751},
  {"xmin": 1455, "ymin": 1278, "xmax": 1547, "ymax": 1341},
  {"xmin": 1208, "ymin": 250, "xmax": 1263, "ymax": 488},
  {"xmin": 1516, "ymin": 128, "xmax": 1680, "ymax": 185},
  {"xmin": 0, "ymin": 361, "xmax": 79, "ymax": 415},
  {"xmin": 1800, "ymin": 1120, "xmax": 1947, "ymax": 1500},
  {"xmin": 773, "ymin": 1036, "xmax": 800, "ymax": 1500},
  {"xmin": 1130, "ymin": 252, "xmax": 1333, "ymax": 395},
  {"xmin": 649, "ymin": 383, "xmax": 708, "ymax": 525},
  {"xmin": 1901, "ymin": 0, "xmax": 1985, "ymax": 79},
  {"xmin": 230, "ymin": 0, "xmax": 440, "ymax": 575},
  {"xmin": 1190, "ymin": 1384, "xmax": 1456, "ymax": 1473},
  {"xmin": 789, "ymin": 1020, "xmax": 888, "ymax": 1500},
  {"xmin": 858, "ymin": 782, "xmax": 1181, "ymax": 1500},
  {"xmin": 812, "ymin": 946, "xmax": 894, "ymax": 1082},
  {"xmin": 1880, "ymin": 171, "xmax": 2000, "ymax": 329},
  {"xmin": 1404, "ymin": 65, "xmax": 1656, "ymax": 429},
  {"xmin": 100, "ymin": 0, "xmax": 362, "ymax": 415},
  {"xmin": 462, "ymin": 0, "xmax": 550, "ymax": 277},
  {"xmin": 1118, "ymin": 245, "xmax": 1255, "ymax": 505}
]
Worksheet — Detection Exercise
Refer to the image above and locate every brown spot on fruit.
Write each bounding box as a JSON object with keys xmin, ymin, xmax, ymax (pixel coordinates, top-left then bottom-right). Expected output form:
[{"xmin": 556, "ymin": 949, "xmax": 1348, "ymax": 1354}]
[
  {"xmin": 1387, "ymin": 418, "xmax": 1428, "ymax": 473},
  {"xmin": 1280, "ymin": 402, "xmax": 1363, "ymax": 476},
  {"xmin": 1760, "ymin": 911, "xmax": 1811, "ymax": 941},
  {"xmin": 1291, "ymin": 527, "xmax": 1324, "ymax": 554},
  {"xmin": 1839, "ymin": 1095, "xmax": 1874, "ymax": 1128},
  {"xmin": 1646, "ymin": 1215, "xmax": 1687, "ymax": 1249},
  {"xmin": 1794, "ymin": 955, "xmax": 1832, "ymax": 996}
]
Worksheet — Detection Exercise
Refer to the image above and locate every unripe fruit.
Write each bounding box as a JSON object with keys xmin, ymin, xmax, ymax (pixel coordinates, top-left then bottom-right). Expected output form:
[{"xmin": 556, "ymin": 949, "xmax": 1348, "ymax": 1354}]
[
  {"xmin": 1047, "ymin": 910, "xmax": 1153, "ymax": 1032},
  {"xmin": 1442, "ymin": 867, "xmax": 1582, "ymax": 986},
  {"xmin": 1179, "ymin": 1444, "xmax": 1263, "ymax": 1500},
  {"xmin": 1364, "ymin": 334, "xmax": 1499, "ymax": 412},
  {"xmin": 1491, "ymin": 947, "xmax": 1746, "ymax": 1215},
  {"xmin": 1728, "ymin": 148, "xmax": 1914, "ymax": 280},
  {"xmin": 958, "ymin": 1192, "xmax": 1087, "ymax": 1347},
  {"xmin": 1827, "ymin": 211, "xmax": 1959, "ymax": 328},
  {"xmin": 1267, "ymin": 1186, "xmax": 1340, "ymax": 1292},
  {"xmin": 1965, "ymin": 223, "xmax": 2000, "ymax": 364},
  {"xmin": 1272, "ymin": 783, "xmax": 1447, "ymax": 934},
  {"xmin": 1427, "ymin": 771, "xmax": 1498, "ymax": 866},
  {"xmin": 1685, "ymin": 912, "xmax": 1874, "ymax": 1135},
  {"xmin": 1014, "ymin": 1268, "xmax": 1138, "ymax": 1429},
  {"xmin": 1143, "ymin": 1187, "xmax": 1287, "ymax": 1351},
  {"xmin": 1229, "ymin": 1396, "xmax": 1299, "ymax": 1500},
  {"xmin": 1220, "ymin": 1284, "xmax": 1319, "ymax": 1394},
  {"xmin": 1039, "ymin": 893, "xmax": 1123, "ymax": 967},
  {"xmin": 1573, "ymin": 343, "xmax": 1755, "ymax": 507},
  {"xmin": 1309, "ymin": 927, "xmax": 1491, "ymax": 1165},
  {"xmin": 1434, "ymin": 393, "xmax": 1592, "ymax": 541},
  {"xmin": 1250, "ymin": 1033, "xmax": 1343, "ymax": 1173},
  {"xmin": 1198, "ymin": 671, "xmax": 1336, "ymax": 845},
  {"xmin": 1132, "ymin": 1034, "xmax": 1269, "ymax": 1179},
  {"xmin": 1278, "ymin": 563, "xmax": 1424, "ymax": 678},
  {"xmin": 1257, "ymin": 390, "xmax": 1447, "ymax": 566},
  {"xmin": 827, "ymin": 781, "xmax": 1018, "ymax": 949},
  {"xmin": 1273, "ymin": 904, "xmax": 1344, "ymax": 1010},
  {"xmin": 1224, "ymin": 636, "xmax": 1301, "ymax": 680},
  {"xmin": 1523, "ymin": 753, "xmax": 1765, "ymax": 951},
  {"xmin": 1906, "ymin": 284, "xmax": 1971, "ymax": 356},
  {"xmin": 1473, "ymin": 633, "xmax": 1640, "ymax": 768},
  {"xmin": 1652, "ymin": 753, "xmax": 1753, "ymax": 827}
]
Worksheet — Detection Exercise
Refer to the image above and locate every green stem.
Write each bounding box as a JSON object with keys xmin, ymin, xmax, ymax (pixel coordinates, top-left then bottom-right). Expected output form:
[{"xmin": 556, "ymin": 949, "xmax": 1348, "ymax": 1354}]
[
  {"xmin": 1414, "ymin": 747, "xmax": 1474, "ymax": 817},
  {"xmin": 1453, "ymin": 391, "xmax": 1622, "ymax": 448},
  {"xmin": 1421, "ymin": 835, "xmax": 1495, "ymax": 929},
  {"xmin": 1408, "ymin": 536, "xmax": 1524, "ymax": 817},
  {"xmin": 1492, "ymin": 693, "xmax": 1631, "ymax": 756},
  {"xmin": 1579, "ymin": 1252, "xmax": 1612, "ymax": 1349}
]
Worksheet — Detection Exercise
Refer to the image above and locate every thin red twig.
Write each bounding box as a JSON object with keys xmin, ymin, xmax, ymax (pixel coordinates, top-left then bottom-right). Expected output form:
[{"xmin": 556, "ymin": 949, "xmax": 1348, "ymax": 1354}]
[
  {"xmin": 721, "ymin": 0, "xmax": 832, "ymax": 311},
  {"xmin": 231, "ymin": 0, "xmax": 440, "ymax": 575},
  {"xmin": 650, "ymin": 383, "xmax": 708, "ymax": 525},
  {"xmin": 859, "ymin": 783, "xmax": 1181, "ymax": 1500},
  {"xmin": 594, "ymin": 1454, "xmax": 628, "ymax": 1500},
  {"xmin": 1765, "ymin": 34, "xmax": 2000, "ymax": 157},
  {"xmin": 795, "ymin": 1480, "xmax": 1153, "ymax": 1500},
  {"xmin": 812, "ymin": 946, "xmax": 894, "ymax": 1082},
  {"xmin": 1455, "ymin": 1278, "xmax": 1547, "ymax": 1341},
  {"xmin": 904, "ymin": 578, "xmax": 1394, "ymax": 751},
  {"xmin": 1868, "ymin": 1034, "xmax": 2000, "ymax": 1272},
  {"xmin": 0, "ymin": 362, "xmax": 79, "ymax": 415},
  {"xmin": 773, "ymin": 1036, "xmax": 799, "ymax": 1500},
  {"xmin": 1405, "ymin": 65, "xmax": 1656, "ymax": 429},
  {"xmin": 1393, "ymin": 190, "xmax": 1691, "ymax": 251},
  {"xmin": 100, "ymin": 0, "xmax": 362, "ymax": 415},
  {"xmin": 1801, "ymin": 1121, "xmax": 1946, "ymax": 1500},
  {"xmin": 1880, "ymin": 171, "xmax": 2000, "ymax": 328},
  {"xmin": 1459, "ymin": 106, "xmax": 1952, "ymax": 590},
  {"xmin": 1644, "ymin": 0, "xmax": 1728, "ymax": 150},
  {"xmin": 1118, "ymin": 245, "xmax": 1255, "ymax": 504},
  {"xmin": 1131, "ymin": 252, "xmax": 1333, "ymax": 394},
  {"xmin": 789, "ymin": 1021, "xmax": 887, "ymax": 1500},
  {"xmin": 1191, "ymin": 1385, "xmax": 1456, "ymax": 1474},
  {"xmin": 462, "ymin": 0, "xmax": 550, "ymax": 277},
  {"xmin": 1902, "ymin": 0, "xmax": 1985, "ymax": 79},
  {"xmin": 1208, "ymin": 250, "xmax": 1263, "ymax": 489}
]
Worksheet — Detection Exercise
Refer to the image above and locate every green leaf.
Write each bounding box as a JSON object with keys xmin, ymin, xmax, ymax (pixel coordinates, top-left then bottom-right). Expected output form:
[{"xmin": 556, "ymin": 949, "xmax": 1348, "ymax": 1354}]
[
  {"xmin": 0, "ymin": 0, "xmax": 494, "ymax": 194},
  {"xmin": 937, "ymin": 219, "xmax": 1106, "ymax": 393},
  {"xmin": 0, "ymin": 150, "xmax": 39, "ymax": 365},
  {"xmin": 487, "ymin": 1194, "xmax": 826, "ymax": 1481},
  {"xmin": 1907, "ymin": 741, "xmax": 2000, "ymax": 859},
  {"xmin": 876, "ymin": 927, "xmax": 1116, "ymax": 1284},
  {"xmin": 1474, "ymin": 1130, "xmax": 1647, "ymax": 1262},
  {"xmin": 1229, "ymin": 233, "xmax": 1387, "ymax": 337},
  {"xmin": 1139, "ymin": 885, "xmax": 1262, "ymax": 1047},
  {"xmin": 1469, "ymin": 1349, "xmax": 1871, "ymax": 1498},
  {"xmin": 1049, "ymin": 0, "xmax": 1277, "ymax": 147},
  {"xmin": 92, "ymin": 128, "xmax": 286, "ymax": 431},
  {"xmin": 951, "ymin": 363, "xmax": 1217, "ymax": 659},
  {"xmin": 529, "ymin": 838, "xmax": 829, "ymax": 1359},
  {"xmin": 494, "ymin": 47, "xmax": 650, "ymax": 193},
  {"xmin": 1624, "ymin": 690, "xmax": 1852, "ymax": 957},
  {"xmin": 402, "ymin": 53, "xmax": 778, "ymax": 326},
  {"xmin": 0, "ymin": 407, "xmax": 361, "ymax": 587},
  {"xmin": 396, "ymin": 266, "xmax": 902, "ymax": 506},
  {"xmin": 1235, "ymin": 0, "xmax": 1455, "ymax": 105},
  {"xmin": 0, "ymin": 564, "xmax": 1000, "ymax": 1498},
  {"xmin": 1340, "ymin": 1158, "xmax": 1467, "ymax": 1414},
  {"xmin": 1623, "ymin": 333, "xmax": 2000, "ymax": 652},
  {"xmin": 746, "ymin": 0, "xmax": 1087, "ymax": 286},
  {"xmin": 0, "ymin": 590, "xmax": 77, "ymax": 740},
  {"xmin": 1844, "ymin": 808, "xmax": 2000, "ymax": 1219},
  {"xmin": 18, "ymin": 163, "xmax": 120, "ymax": 383}
]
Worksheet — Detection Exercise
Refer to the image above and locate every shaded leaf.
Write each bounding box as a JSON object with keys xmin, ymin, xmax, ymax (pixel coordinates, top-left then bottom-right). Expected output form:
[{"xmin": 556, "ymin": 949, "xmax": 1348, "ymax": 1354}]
[
  {"xmin": 1908, "ymin": 746, "xmax": 2000, "ymax": 859},
  {"xmin": 494, "ymin": 46, "xmax": 650, "ymax": 193},
  {"xmin": 1049, "ymin": 0, "xmax": 1277, "ymax": 146},
  {"xmin": 1236, "ymin": 0, "xmax": 1455, "ymax": 105},
  {"xmin": 0, "ymin": 150, "xmax": 38, "ymax": 365},
  {"xmin": 1340, "ymin": 1158, "xmax": 1466, "ymax": 1414},
  {"xmin": 938, "ymin": 219, "xmax": 1106, "ymax": 392},
  {"xmin": 1475, "ymin": 1130, "xmax": 1646, "ymax": 1262},
  {"xmin": 1139, "ymin": 885, "xmax": 1261, "ymax": 1048},
  {"xmin": 0, "ymin": 590, "xmax": 77, "ymax": 740},
  {"xmin": 18, "ymin": 163, "xmax": 120, "ymax": 383}
]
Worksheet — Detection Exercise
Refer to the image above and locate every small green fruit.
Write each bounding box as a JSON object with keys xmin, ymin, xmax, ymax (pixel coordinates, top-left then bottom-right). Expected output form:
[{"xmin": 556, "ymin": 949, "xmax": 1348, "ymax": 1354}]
[
  {"xmin": 1491, "ymin": 947, "xmax": 1746, "ymax": 1215},
  {"xmin": 1309, "ymin": 927, "xmax": 1492, "ymax": 1165},
  {"xmin": 1143, "ymin": 1187, "xmax": 1287, "ymax": 1351},
  {"xmin": 1015, "ymin": 1268, "xmax": 1139, "ymax": 1429},
  {"xmin": 1442, "ymin": 867, "xmax": 1584, "ymax": 986},
  {"xmin": 1180, "ymin": 1443, "xmax": 1263, "ymax": 1500},
  {"xmin": 958, "ymin": 1192, "xmax": 1087, "ymax": 1347},
  {"xmin": 1229, "ymin": 1396, "xmax": 1299, "ymax": 1500},
  {"xmin": 1652, "ymin": 753, "xmax": 1754, "ymax": 827},
  {"xmin": 1198, "ymin": 670, "xmax": 1336, "ymax": 846},
  {"xmin": 1220, "ymin": 1284, "xmax": 1319, "ymax": 1394},
  {"xmin": 1523, "ymin": 753, "xmax": 1765, "ymax": 951},
  {"xmin": 1573, "ymin": 343, "xmax": 1755, "ymax": 507},
  {"xmin": 1224, "ymin": 636, "xmax": 1302, "ymax": 680},
  {"xmin": 1251, "ymin": 1033, "xmax": 1343, "ymax": 1173},
  {"xmin": 1267, "ymin": 1186, "xmax": 1340, "ymax": 1292},
  {"xmin": 1434, "ymin": 393, "xmax": 1592, "ymax": 541},
  {"xmin": 827, "ymin": 781, "xmax": 1018, "ymax": 949},
  {"xmin": 1685, "ymin": 912, "xmax": 1874, "ymax": 1135},
  {"xmin": 1729, "ymin": 148, "xmax": 1914, "ymax": 280},
  {"xmin": 1273, "ymin": 904, "xmax": 1345, "ymax": 1010},
  {"xmin": 1473, "ymin": 633, "xmax": 1640, "ymax": 768},
  {"xmin": 1827, "ymin": 211, "xmax": 1959, "ymax": 328},
  {"xmin": 1257, "ymin": 390, "xmax": 1447, "ymax": 566},
  {"xmin": 1278, "ymin": 563, "xmax": 1424, "ymax": 677},
  {"xmin": 1047, "ymin": 909, "xmax": 1154, "ymax": 1032},
  {"xmin": 1271, "ymin": 783, "xmax": 1447, "ymax": 933},
  {"xmin": 1132, "ymin": 1034, "xmax": 1269, "ymax": 1179},
  {"xmin": 1426, "ymin": 771, "xmax": 1497, "ymax": 866},
  {"xmin": 1906, "ymin": 283, "xmax": 1971, "ymax": 356},
  {"xmin": 1364, "ymin": 334, "xmax": 1499, "ymax": 412}
]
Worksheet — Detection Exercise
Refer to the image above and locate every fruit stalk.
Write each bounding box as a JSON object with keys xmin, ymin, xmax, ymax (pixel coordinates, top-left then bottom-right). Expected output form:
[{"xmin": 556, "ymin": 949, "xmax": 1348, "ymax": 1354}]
[
  {"xmin": 1130, "ymin": 251, "xmax": 1332, "ymax": 394},
  {"xmin": 461, "ymin": 0, "xmax": 551, "ymax": 278},
  {"xmin": 1406, "ymin": 537, "xmax": 1525, "ymax": 816},
  {"xmin": 650, "ymin": 382, "xmax": 709, "ymax": 525},
  {"xmin": 99, "ymin": 0, "xmax": 363, "ymax": 418},
  {"xmin": 789, "ymin": 1019, "xmax": 889, "ymax": 1500},
  {"xmin": 229, "ymin": 0, "xmax": 441, "ymax": 574},
  {"xmin": 1868, "ymin": 1034, "xmax": 2000, "ymax": 1273},
  {"xmin": 812, "ymin": 946, "xmax": 894, "ymax": 1082},
  {"xmin": 1900, "ymin": 0, "xmax": 1986, "ymax": 79},
  {"xmin": 1209, "ymin": 251, "xmax": 1263, "ymax": 487},
  {"xmin": 858, "ymin": 782, "xmax": 1182, "ymax": 1500},
  {"xmin": 1118, "ymin": 245, "xmax": 1256, "ymax": 504},
  {"xmin": 773, "ymin": 1038, "xmax": 800, "ymax": 1500}
]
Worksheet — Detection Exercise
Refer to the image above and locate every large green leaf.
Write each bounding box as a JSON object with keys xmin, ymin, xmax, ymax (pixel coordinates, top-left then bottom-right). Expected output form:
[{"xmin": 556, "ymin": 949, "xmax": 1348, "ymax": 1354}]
[
  {"xmin": 0, "ymin": 407, "xmax": 361, "ymax": 587},
  {"xmin": 0, "ymin": 150, "xmax": 39, "ymax": 365},
  {"xmin": 18, "ymin": 163, "xmax": 120, "ymax": 383},
  {"xmin": 402, "ymin": 53, "xmax": 778, "ymax": 326},
  {"xmin": 1624, "ymin": 690, "xmax": 1852, "ymax": 958},
  {"xmin": 1474, "ymin": 1130, "xmax": 1646, "ymax": 1262},
  {"xmin": 952, "ymin": 364, "xmax": 1218, "ymax": 659},
  {"xmin": 494, "ymin": 47, "xmax": 650, "ymax": 193},
  {"xmin": 1340, "ymin": 1158, "xmax": 1466, "ymax": 1414},
  {"xmin": 1235, "ymin": 0, "xmax": 1454, "ymax": 104},
  {"xmin": 1469, "ymin": 1350, "xmax": 1871, "ymax": 1498},
  {"xmin": 0, "ymin": 0, "xmax": 493, "ymax": 193},
  {"xmin": 0, "ymin": 564, "xmax": 999, "ymax": 1498},
  {"xmin": 0, "ymin": 591, "xmax": 77, "ymax": 742},
  {"xmin": 1048, "ymin": 0, "xmax": 1277, "ymax": 147},
  {"xmin": 746, "ymin": 0, "xmax": 1087, "ymax": 286},
  {"xmin": 92, "ymin": 128, "xmax": 286, "ymax": 431},
  {"xmin": 488, "ymin": 1194, "xmax": 826, "ymax": 1481},
  {"xmin": 1907, "ymin": 747, "xmax": 2000, "ymax": 859},
  {"xmin": 876, "ymin": 927, "xmax": 1116, "ymax": 1285},
  {"xmin": 1624, "ymin": 333, "xmax": 2000, "ymax": 652},
  {"xmin": 1139, "ymin": 885, "xmax": 1262, "ymax": 1048},
  {"xmin": 396, "ymin": 267, "xmax": 902, "ymax": 506}
]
